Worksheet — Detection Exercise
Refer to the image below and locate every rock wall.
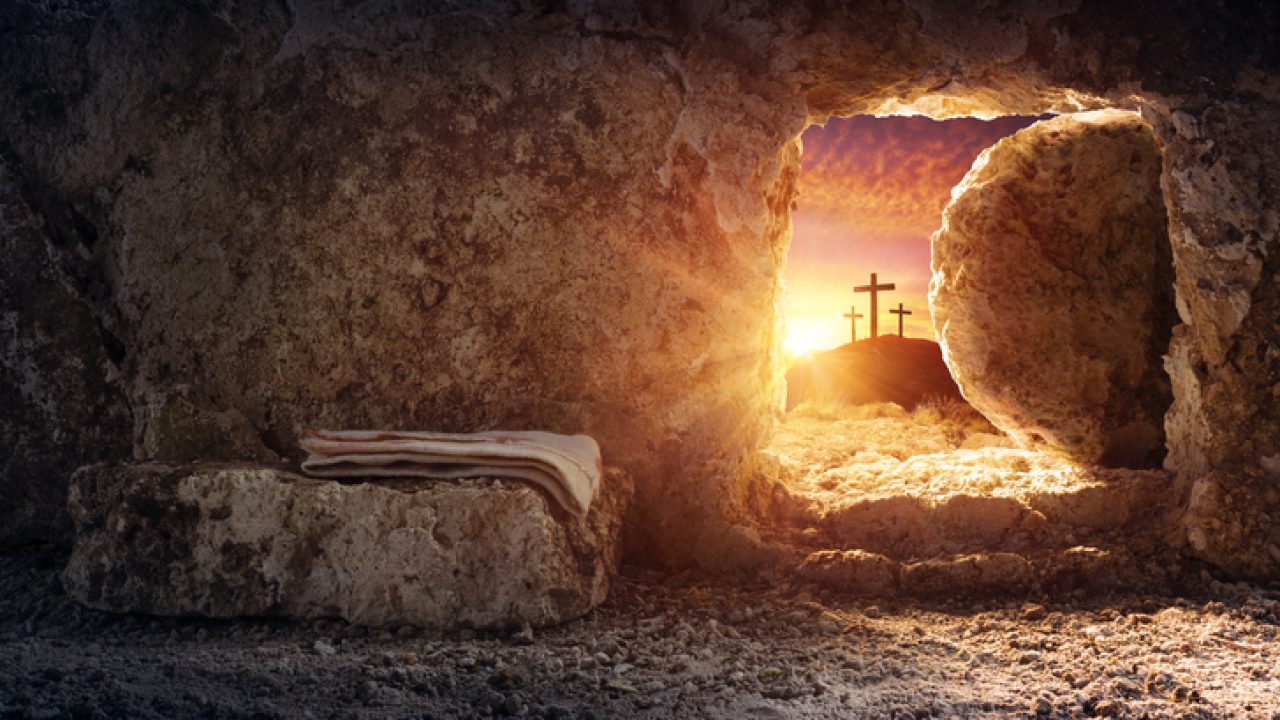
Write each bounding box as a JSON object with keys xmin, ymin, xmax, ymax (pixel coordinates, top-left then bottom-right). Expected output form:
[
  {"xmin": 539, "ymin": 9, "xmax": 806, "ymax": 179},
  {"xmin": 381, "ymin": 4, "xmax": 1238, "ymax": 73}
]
[
  {"xmin": 2, "ymin": 1, "xmax": 1278, "ymax": 576},
  {"xmin": 0, "ymin": 2, "xmax": 804, "ymax": 558},
  {"xmin": 0, "ymin": 156, "xmax": 132, "ymax": 546}
]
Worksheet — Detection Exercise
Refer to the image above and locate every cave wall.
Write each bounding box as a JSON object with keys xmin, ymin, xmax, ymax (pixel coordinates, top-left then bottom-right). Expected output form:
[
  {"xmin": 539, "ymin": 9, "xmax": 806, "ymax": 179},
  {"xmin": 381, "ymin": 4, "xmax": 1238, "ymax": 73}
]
[{"xmin": 2, "ymin": 1, "xmax": 1278, "ymax": 575}]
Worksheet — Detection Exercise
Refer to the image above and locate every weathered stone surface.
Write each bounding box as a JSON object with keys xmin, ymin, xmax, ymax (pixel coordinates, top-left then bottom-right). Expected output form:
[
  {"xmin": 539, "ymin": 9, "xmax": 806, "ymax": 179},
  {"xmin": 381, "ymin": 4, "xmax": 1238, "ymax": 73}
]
[
  {"xmin": 795, "ymin": 545, "xmax": 1172, "ymax": 599},
  {"xmin": 796, "ymin": 549, "xmax": 898, "ymax": 596},
  {"xmin": 142, "ymin": 392, "xmax": 279, "ymax": 464},
  {"xmin": 931, "ymin": 111, "xmax": 1176, "ymax": 467},
  {"xmin": 63, "ymin": 464, "xmax": 630, "ymax": 628},
  {"xmin": 0, "ymin": 158, "xmax": 132, "ymax": 547},
  {"xmin": 1182, "ymin": 469, "xmax": 1280, "ymax": 580},
  {"xmin": 2, "ymin": 2, "xmax": 1278, "ymax": 578},
  {"xmin": 901, "ymin": 552, "xmax": 1036, "ymax": 597}
]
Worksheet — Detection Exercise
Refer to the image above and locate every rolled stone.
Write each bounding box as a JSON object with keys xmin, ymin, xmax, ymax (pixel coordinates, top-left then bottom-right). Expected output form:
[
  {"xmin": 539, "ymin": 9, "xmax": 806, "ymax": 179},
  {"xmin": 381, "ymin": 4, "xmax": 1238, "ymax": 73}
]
[
  {"xmin": 62, "ymin": 463, "xmax": 630, "ymax": 629},
  {"xmin": 930, "ymin": 110, "xmax": 1176, "ymax": 467}
]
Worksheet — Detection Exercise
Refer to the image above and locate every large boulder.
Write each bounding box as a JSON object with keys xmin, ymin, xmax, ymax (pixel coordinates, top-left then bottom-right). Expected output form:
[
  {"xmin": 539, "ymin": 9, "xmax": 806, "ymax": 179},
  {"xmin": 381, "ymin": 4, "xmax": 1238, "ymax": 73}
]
[
  {"xmin": 930, "ymin": 111, "xmax": 1176, "ymax": 467},
  {"xmin": 63, "ymin": 464, "xmax": 630, "ymax": 629}
]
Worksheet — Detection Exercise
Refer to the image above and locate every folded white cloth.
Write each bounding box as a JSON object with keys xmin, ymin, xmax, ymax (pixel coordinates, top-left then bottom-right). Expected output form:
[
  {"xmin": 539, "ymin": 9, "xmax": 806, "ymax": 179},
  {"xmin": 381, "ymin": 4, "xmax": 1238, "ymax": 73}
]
[{"xmin": 299, "ymin": 430, "xmax": 602, "ymax": 517}]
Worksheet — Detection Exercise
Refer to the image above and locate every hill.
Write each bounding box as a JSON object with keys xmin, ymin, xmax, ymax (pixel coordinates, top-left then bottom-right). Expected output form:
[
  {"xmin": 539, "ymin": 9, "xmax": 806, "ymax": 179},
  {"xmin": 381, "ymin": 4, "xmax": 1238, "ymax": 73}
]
[{"xmin": 785, "ymin": 335, "xmax": 964, "ymax": 411}]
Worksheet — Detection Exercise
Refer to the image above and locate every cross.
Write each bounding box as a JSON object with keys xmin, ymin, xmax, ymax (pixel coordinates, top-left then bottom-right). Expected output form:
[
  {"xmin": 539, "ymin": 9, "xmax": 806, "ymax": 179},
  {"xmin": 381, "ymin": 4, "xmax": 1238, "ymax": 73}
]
[
  {"xmin": 853, "ymin": 272, "xmax": 895, "ymax": 340},
  {"xmin": 842, "ymin": 306, "xmax": 864, "ymax": 343},
  {"xmin": 889, "ymin": 302, "xmax": 912, "ymax": 337}
]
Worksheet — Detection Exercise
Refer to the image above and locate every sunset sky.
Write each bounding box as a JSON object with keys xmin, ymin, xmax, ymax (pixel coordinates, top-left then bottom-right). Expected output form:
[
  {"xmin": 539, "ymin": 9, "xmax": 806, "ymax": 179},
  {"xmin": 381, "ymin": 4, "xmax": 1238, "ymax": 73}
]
[{"xmin": 784, "ymin": 114, "xmax": 1041, "ymax": 354}]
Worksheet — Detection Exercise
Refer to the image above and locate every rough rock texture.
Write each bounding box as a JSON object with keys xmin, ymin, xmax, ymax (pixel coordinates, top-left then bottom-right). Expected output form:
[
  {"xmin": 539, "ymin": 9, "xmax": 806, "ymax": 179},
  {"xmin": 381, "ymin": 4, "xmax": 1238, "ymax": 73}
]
[
  {"xmin": 795, "ymin": 549, "xmax": 899, "ymax": 597},
  {"xmin": 761, "ymin": 413, "xmax": 1177, "ymax": 540},
  {"xmin": 2, "ymin": 2, "xmax": 1279, "ymax": 577},
  {"xmin": 1182, "ymin": 469, "xmax": 1280, "ymax": 579},
  {"xmin": 752, "ymin": 413, "xmax": 1185, "ymax": 596},
  {"xmin": 62, "ymin": 464, "xmax": 630, "ymax": 628},
  {"xmin": 931, "ymin": 111, "xmax": 1175, "ymax": 467},
  {"xmin": 0, "ymin": 157, "xmax": 132, "ymax": 547}
]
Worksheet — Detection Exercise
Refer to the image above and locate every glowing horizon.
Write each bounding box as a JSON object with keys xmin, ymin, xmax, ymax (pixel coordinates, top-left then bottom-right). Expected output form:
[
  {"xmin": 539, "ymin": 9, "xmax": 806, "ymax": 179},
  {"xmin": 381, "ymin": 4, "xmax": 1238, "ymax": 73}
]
[{"xmin": 784, "ymin": 114, "xmax": 1041, "ymax": 354}]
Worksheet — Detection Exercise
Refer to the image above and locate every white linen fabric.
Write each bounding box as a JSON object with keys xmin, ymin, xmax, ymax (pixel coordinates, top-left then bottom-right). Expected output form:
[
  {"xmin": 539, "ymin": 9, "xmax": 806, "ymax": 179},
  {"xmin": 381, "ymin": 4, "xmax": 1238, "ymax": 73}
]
[{"xmin": 300, "ymin": 430, "xmax": 602, "ymax": 517}]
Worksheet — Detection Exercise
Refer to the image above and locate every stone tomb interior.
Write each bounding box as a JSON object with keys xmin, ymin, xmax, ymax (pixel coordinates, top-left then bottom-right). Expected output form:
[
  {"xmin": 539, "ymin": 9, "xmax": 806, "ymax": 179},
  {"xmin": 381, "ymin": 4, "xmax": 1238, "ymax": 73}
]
[
  {"xmin": 754, "ymin": 109, "xmax": 1182, "ymax": 598},
  {"xmin": 6, "ymin": 5, "xmax": 1280, "ymax": 715}
]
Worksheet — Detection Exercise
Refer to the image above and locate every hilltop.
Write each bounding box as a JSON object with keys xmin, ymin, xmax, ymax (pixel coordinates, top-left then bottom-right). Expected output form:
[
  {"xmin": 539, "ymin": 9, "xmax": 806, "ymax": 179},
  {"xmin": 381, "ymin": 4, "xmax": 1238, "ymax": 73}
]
[{"xmin": 785, "ymin": 335, "xmax": 963, "ymax": 411}]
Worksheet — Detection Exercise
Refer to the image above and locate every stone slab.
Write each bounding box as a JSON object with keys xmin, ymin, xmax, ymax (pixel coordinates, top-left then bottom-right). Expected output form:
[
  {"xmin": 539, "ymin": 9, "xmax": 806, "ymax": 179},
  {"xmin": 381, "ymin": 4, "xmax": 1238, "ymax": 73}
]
[{"xmin": 62, "ymin": 463, "xmax": 630, "ymax": 629}]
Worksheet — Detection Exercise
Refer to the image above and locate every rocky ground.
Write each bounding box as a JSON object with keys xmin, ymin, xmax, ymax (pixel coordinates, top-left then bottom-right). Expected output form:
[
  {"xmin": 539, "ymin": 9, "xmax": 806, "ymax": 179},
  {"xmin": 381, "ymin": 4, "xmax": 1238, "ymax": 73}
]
[{"xmin": 2, "ymin": 548, "xmax": 1279, "ymax": 719}]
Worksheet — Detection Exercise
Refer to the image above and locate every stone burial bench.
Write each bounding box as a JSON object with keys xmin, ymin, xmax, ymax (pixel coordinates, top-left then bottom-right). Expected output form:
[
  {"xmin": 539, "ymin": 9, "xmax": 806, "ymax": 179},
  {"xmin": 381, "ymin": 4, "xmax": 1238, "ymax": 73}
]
[{"xmin": 61, "ymin": 463, "xmax": 631, "ymax": 629}]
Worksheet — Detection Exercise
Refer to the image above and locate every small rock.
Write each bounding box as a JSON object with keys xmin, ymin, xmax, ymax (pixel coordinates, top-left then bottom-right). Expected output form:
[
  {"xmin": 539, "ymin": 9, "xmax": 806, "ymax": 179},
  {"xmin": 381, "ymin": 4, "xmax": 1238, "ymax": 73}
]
[
  {"xmin": 482, "ymin": 689, "xmax": 505, "ymax": 711},
  {"xmin": 1021, "ymin": 604, "xmax": 1046, "ymax": 621},
  {"xmin": 759, "ymin": 667, "xmax": 785, "ymax": 682},
  {"xmin": 313, "ymin": 640, "xmax": 337, "ymax": 656},
  {"xmin": 1030, "ymin": 697, "xmax": 1053, "ymax": 716},
  {"xmin": 512, "ymin": 623, "xmax": 535, "ymax": 645},
  {"xmin": 863, "ymin": 606, "xmax": 882, "ymax": 619},
  {"xmin": 1083, "ymin": 625, "xmax": 1111, "ymax": 640},
  {"xmin": 1093, "ymin": 699, "xmax": 1122, "ymax": 717},
  {"xmin": 605, "ymin": 677, "xmax": 638, "ymax": 694},
  {"xmin": 488, "ymin": 665, "xmax": 525, "ymax": 691}
]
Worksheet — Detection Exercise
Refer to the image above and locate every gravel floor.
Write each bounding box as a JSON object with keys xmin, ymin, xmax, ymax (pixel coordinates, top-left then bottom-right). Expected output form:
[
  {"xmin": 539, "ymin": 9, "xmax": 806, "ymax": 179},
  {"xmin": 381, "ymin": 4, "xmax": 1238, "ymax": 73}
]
[{"xmin": 2, "ymin": 549, "xmax": 1279, "ymax": 719}]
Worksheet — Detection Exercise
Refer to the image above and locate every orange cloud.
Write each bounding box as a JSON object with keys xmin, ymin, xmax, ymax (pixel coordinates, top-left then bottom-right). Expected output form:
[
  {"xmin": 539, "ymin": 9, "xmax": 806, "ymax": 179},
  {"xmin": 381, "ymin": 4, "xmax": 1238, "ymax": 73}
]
[{"xmin": 797, "ymin": 115, "xmax": 1040, "ymax": 237}]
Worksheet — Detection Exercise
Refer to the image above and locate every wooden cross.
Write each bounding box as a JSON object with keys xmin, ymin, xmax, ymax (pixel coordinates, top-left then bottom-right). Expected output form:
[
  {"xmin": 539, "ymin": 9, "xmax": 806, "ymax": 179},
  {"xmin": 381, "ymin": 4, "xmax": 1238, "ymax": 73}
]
[
  {"xmin": 842, "ymin": 306, "xmax": 864, "ymax": 343},
  {"xmin": 853, "ymin": 272, "xmax": 895, "ymax": 340},
  {"xmin": 889, "ymin": 302, "xmax": 912, "ymax": 337}
]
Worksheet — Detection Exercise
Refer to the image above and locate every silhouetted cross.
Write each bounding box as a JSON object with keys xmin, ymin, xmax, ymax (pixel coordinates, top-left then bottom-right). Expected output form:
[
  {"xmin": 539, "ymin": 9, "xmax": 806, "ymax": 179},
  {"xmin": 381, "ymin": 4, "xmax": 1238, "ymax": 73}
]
[
  {"xmin": 843, "ymin": 306, "xmax": 864, "ymax": 343},
  {"xmin": 889, "ymin": 302, "xmax": 912, "ymax": 337},
  {"xmin": 853, "ymin": 272, "xmax": 895, "ymax": 340}
]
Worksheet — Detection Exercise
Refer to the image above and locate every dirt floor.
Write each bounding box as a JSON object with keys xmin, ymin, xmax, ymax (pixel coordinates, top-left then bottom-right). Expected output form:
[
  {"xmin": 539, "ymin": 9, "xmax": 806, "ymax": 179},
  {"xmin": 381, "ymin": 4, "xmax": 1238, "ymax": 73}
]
[
  {"xmin": 2, "ymin": 548, "xmax": 1279, "ymax": 719},
  {"xmin": 4, "ymin": 406, "xmax": 1276, "ymax": 718}
]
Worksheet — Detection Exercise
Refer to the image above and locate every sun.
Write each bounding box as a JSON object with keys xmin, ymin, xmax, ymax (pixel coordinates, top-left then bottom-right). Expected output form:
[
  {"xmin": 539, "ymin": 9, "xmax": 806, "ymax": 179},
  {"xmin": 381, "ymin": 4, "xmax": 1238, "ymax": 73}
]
[{"xmin": 783, "ymin": 322, "xmax": 827, "ymax": 358}]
